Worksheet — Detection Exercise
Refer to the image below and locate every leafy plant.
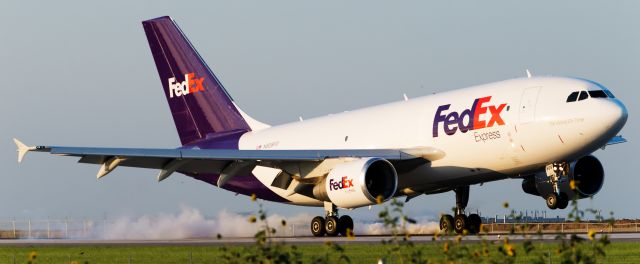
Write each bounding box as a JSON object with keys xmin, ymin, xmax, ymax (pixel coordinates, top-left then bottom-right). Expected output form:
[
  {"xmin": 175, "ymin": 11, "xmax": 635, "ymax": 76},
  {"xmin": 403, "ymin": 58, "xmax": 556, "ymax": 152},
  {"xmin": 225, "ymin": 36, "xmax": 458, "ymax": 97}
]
[
  {"xmin": 219, "ymin": 194, "xmax": 303, "ymax": 264},
  {"xmin": 220, "ymin": 188, "xmax": 613, "ymax": 264},
  {"xmin": 375, "ymin": 192, "xmax": 611, "ymax": 264},
  {"xmin": 377, "ymin": 197, "xmax": 426, "ymax": 263}
]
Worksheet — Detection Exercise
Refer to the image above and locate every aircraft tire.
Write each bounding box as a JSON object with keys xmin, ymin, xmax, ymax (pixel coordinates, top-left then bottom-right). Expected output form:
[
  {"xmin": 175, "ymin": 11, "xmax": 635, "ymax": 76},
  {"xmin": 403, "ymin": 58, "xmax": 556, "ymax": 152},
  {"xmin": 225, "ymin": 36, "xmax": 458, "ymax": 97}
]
[
  {"xmin": 440, "ymin": 214, "xmax": 454, "ymax": 233},
  {"xmin": 546, "ymin": 193, "xmax": 559, "ymax": 209},
  {"xmin": 311, "ymin": 216, "xmax": 326, "ymax": 237},
  {"xmin": 467, "ymin": 214, "xmax": 482, "ymax": 234},
  {"xmin": 557, "ymin": 193, "xmax": 569, "ymax": 209},
  {"xmin": 338, "ymin": 215, "xmax": 354, "ymax": 236},
  {"xmin": 325, "ymin": 216, "xmax": 340, "ymax": 236},
  {"xmin": 454, "ymin": 214, "xmax": 468, "ymax": 234}
]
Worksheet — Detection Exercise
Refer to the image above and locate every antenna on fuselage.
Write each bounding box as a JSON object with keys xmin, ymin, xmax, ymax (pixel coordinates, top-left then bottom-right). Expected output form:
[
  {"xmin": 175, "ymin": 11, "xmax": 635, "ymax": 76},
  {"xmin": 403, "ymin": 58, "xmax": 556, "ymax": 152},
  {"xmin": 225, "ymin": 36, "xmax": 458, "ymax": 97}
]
[
  {"xmin": 526, "ymin": 69, "xmax": 532, "ymax": 78},
  {"xmin": 403, "ymin": 93, "xmax": 409, "ymax": 101}
]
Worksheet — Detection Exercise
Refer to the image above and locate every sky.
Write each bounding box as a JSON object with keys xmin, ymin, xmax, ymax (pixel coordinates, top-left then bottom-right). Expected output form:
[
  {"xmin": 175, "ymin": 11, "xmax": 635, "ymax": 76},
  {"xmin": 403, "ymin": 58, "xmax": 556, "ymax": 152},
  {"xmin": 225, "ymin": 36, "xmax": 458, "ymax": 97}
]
[{"xmin": 1, "ymin": 1, "xmax": 638, "ymax": 222}]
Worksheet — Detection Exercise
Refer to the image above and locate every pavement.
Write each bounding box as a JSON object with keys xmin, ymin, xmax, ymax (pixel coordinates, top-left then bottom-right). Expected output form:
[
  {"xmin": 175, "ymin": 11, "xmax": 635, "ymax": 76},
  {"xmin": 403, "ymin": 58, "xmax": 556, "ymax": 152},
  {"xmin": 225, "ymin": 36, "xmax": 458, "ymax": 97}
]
[{"xmin": 1, "ymin": 233, "xmax": 639, "ymax": 246}]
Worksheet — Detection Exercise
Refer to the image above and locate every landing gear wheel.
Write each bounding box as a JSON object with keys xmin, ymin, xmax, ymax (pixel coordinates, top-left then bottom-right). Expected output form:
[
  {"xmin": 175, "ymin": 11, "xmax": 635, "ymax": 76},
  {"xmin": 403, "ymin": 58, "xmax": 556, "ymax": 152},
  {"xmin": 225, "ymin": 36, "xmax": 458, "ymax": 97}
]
[
  {"xmin": 311, "ymin": 216, "xmax": 326, "ymax": 237},
  {"xmin": 440, "ymin": 214, "xmax": 454, "ymax": 233},
  {"xmin": 557, "ymin": 193, "xmax": 569, "ymax": 209},
  {"xmin": 338, "ymin": 215, "xmax": 354, "ymax": 236},
  {"xmin": 325, "ymin": 216, "xmax": 340, "ymax": 236},
  {"xmin": 546, "ymin": 193, "xmax": 559, "ymax": 209},
  {"xmin": 454, "ymin": 214, "xmax": 468, "ymax": 234},
  {"xmin": 467, "ymin": 214, "xmax": 482, "ymax": 234}
]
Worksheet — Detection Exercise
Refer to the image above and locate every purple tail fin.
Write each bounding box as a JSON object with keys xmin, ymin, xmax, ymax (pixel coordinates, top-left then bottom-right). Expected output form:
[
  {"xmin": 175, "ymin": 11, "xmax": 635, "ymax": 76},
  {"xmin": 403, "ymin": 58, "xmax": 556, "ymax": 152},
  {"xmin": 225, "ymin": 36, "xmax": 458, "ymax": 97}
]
[{"xmin": 142, "ymin": 16, "xmax": 251, "ymax": 145}]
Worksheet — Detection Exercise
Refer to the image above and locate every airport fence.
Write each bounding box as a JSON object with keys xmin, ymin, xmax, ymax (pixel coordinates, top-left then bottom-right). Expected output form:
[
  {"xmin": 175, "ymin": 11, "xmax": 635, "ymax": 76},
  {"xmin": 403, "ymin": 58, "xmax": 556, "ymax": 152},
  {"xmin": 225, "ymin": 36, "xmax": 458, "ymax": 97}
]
[
  {"xmin": 0, "ymin": 219, "xmax": 638, "ymax": 239},
  {"xmin": 483, "ymin": 222, "xmax": 640, "ymax": 234},
  {"xmin": 0, "ymin": 219, "xmax": 95, "ymax": 239}
]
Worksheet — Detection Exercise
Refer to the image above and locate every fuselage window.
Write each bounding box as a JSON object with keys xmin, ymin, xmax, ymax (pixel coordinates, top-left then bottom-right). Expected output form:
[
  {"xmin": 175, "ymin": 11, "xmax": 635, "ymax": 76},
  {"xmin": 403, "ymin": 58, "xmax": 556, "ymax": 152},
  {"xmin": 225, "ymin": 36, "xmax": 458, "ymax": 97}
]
[
  {"xmin": 588, "ymin": 90, "xmax": 607, "ymax": 98},
  {"xmin": 578, "ymin": 91, "xmax": 589, "ymax": 101},
  {"xmin": 566, "ymin": 91, "xmax": 579, "ymax": 102}
]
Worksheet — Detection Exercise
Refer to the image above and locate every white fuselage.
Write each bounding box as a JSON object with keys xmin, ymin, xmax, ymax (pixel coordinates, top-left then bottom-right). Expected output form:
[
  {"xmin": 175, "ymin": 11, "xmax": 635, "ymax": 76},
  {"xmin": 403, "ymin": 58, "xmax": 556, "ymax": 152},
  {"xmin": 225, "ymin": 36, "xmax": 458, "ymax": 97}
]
[{"xmin": 238, "ymin": 77, "xmax": 627, "ymax": 206}]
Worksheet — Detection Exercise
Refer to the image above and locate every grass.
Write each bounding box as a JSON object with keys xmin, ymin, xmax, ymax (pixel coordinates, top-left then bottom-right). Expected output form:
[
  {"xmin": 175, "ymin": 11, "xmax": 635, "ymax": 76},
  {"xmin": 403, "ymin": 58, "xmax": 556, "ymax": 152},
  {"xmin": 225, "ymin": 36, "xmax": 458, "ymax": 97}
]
[
  {"xmin": 0, "ymin": 197, "xmax": 624, "ymax": 263},
  {"xmin": 1, "ymin": 241, "xmax": 640, "ymax": 263}
]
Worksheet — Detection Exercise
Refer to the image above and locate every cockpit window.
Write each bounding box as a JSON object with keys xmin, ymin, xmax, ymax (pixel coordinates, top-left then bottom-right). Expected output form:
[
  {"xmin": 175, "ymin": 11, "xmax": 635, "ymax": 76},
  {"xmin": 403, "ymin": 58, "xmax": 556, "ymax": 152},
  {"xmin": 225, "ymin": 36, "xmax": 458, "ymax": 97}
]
[
  {"xmin": 588, "ymin": 90, "xmax": 607, "ymax": 98},
  {"xmin": 578, "ymin": 91, "xmax": 589, "ymax": 101},
  {"xmin": 566, "ymin": 91, "xmax": 579, "ymax": 102}
]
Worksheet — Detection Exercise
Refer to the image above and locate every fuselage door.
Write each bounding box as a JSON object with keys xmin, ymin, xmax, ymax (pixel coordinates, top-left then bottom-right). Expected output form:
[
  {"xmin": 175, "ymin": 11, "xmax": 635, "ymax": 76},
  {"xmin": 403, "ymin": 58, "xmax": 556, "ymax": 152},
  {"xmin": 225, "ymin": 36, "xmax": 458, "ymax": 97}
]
[{"xmin": 518, "ymin": 87, "xmax": 541, "ymax": 124}]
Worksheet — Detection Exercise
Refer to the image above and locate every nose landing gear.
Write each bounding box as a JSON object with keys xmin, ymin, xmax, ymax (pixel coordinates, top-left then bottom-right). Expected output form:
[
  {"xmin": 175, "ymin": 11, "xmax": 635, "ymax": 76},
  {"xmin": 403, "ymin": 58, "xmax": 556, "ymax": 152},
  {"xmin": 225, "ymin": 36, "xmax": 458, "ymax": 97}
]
[
  {"xmin": 544, "ymin": 163, "xmax": 570, "ymax": 210},
  {"xmin": 310, "ymin": 203, "xmax": 354, "ymax": 237},
  {"xmin": 439, "ymin": 186, "xmax": 482, "ymax": 234}
]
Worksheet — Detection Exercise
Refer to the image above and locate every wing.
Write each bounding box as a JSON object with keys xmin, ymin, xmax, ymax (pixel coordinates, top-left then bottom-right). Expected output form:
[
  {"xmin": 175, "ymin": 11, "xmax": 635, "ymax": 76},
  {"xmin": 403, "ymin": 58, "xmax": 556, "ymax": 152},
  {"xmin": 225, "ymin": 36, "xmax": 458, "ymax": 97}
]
[
  {"xmin": 606, "ymin": 135, "xmax": 627, "ymax": 146},
  {"xmin": 13, "ymin": 138, "xmax": 444, "ymax": 186}
]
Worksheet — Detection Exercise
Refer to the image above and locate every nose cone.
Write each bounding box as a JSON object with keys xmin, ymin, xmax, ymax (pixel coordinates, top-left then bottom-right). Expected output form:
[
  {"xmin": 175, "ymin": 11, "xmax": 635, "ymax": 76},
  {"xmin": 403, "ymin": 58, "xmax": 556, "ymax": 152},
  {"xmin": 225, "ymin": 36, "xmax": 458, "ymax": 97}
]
[
  {"xmin": 576, "ymin": 98, "xmax": 628, "ymax": 153},
  {"xmin": 592, "ymin": 98, "xmax": 629, "ymax": 143},
  {"xmin": 608, "ymin": 99, "xmax": 628, "ymax": 133}
]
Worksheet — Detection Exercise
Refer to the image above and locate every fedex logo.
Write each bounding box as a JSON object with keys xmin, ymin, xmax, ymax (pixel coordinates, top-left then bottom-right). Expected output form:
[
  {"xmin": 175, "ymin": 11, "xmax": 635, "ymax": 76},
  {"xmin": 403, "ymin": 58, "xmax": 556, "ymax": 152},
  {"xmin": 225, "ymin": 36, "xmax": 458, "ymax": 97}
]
[
  {"xmin": 433, "ymin": 96, "xmax": 507, "ymax": 137},
  {"xmin": 329, "ymin": 176, "xmax": 354, "ymax": 191},
  {"xmin": 168, "ymin": 72, "xmax": 205, "ymax": 98}
]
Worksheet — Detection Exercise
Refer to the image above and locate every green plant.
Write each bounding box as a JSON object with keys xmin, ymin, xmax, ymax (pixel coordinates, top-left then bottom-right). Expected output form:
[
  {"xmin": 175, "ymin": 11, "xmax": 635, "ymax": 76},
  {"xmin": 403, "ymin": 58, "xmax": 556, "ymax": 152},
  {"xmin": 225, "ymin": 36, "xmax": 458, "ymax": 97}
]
[
  {"xmin": 377, "ymin": 198, "xmax": 426, "ymax": 263},
  {"xmin": 375, "ymin": 193, "xmax": 612, "ymax": 264},
  {"xmin": 220, "ymin": 194, "xmax": 303, "ymax": 264},
  {"xmin": 553, "ymin": 195, "xmax": 612, "ymax": 264},
  {"xmin": 218, "ymin": 188, "xmax": 614, "ymax": 264}
]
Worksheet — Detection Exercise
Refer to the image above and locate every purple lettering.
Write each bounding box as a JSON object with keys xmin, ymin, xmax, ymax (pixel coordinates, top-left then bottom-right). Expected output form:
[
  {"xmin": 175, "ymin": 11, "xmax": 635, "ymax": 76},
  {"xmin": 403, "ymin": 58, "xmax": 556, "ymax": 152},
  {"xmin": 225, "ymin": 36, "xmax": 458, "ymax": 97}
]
[
  {"xmin": 432, "ymin": 97, "xmax": 506, "ymax": 138},
  {"xmin": 433, "ymin": 104, "xmax": 450, "ymax": 137}
]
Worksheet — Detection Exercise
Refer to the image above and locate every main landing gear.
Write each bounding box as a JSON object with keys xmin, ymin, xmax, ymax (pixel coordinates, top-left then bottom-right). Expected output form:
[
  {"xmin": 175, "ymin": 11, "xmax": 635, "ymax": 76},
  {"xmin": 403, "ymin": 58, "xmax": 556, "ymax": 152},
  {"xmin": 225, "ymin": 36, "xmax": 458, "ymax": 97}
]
[
  {"xmin": 439, "ymin": 186, "xmax": 482, "ymax": 234},
  {"xmin": 311, "ymin": 203, "xmax": 354, "ymax": 237},
  {"xmin": 544, "ymin": 163, "xmax": 569, "ymax": 210}
]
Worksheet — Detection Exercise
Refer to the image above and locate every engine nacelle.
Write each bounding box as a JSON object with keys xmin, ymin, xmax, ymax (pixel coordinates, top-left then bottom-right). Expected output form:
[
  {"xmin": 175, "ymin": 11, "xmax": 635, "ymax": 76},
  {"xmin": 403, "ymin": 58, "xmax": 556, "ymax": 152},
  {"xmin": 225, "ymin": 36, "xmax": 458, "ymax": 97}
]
[
  {"xmin": 313, "ymin": 157, "xmax": 398, "ymax": 208},
  {"xmin": 522, "ymin": 155, "xmax": 605, "ymax": 199}
]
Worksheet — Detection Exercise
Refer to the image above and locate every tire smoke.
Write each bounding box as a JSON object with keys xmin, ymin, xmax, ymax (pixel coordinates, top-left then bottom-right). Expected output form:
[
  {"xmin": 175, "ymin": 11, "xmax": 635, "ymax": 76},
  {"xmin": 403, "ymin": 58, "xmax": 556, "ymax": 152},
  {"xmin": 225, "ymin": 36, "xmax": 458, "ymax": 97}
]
[{"xmin": 95, "ymin": 206, "xmax": 440, "ymax": 239}]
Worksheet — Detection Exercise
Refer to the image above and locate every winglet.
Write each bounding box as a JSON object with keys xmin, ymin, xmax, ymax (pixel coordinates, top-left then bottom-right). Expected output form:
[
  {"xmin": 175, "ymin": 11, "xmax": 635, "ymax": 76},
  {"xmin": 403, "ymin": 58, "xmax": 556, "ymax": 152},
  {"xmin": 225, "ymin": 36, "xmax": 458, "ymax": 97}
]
[
  {"xmin": 13, "ymin": 138, "xmax": 35, "ymax": 163},
  {"xmin": 606, "ymin": 135, "xmax": 627, "ymax": 146},
  {"xmin": 603, "ymin": 135, "xmax": 627, "ymax": 150}
]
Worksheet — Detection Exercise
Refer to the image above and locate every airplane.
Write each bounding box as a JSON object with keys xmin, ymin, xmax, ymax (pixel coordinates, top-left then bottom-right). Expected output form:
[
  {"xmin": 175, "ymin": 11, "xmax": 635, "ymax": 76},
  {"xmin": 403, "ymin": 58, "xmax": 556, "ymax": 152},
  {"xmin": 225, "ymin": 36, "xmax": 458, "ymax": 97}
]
[{"xmin": 14, "ymin": 16, "xmax": 628, "ymax": 236}]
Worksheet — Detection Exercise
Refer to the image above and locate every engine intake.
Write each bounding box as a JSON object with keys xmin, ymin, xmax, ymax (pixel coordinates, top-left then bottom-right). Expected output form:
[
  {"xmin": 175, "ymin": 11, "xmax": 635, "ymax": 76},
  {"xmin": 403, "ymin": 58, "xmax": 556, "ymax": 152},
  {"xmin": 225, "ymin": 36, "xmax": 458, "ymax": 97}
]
[
  {"xmin": 522, "ymin": 155, "xmax": 605, "ymax": 199},
  {"xmin": 572, "ymin": 155, "xmax": 604, "ymax": 197},
  {"xmin": 313, "ymin": 157, "xmax": 398, "ymax": 208}
]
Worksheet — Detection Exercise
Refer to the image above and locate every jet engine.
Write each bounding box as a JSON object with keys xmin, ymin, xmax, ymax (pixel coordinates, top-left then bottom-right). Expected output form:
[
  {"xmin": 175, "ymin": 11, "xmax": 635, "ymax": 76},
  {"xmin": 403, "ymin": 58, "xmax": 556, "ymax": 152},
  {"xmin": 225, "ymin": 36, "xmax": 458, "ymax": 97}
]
[
  {"xmin": 522, "ymin": 155, "xmax": 605, "ymax": 200},
  {"xmin": 313, "ymin": 157, "xmax": 398, "ymax": 208}
]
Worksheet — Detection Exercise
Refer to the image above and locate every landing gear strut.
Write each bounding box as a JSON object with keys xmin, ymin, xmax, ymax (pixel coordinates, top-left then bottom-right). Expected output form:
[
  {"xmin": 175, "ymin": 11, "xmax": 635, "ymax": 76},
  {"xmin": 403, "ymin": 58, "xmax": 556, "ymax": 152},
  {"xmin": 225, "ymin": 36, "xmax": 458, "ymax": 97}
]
[
  {"xmin": 439, "ymin": 186, "xmax": 482, "ymax": 234},
  {"xmin": 544, "ymin": 163, "xmax": 569, "ymax": 210},
  {"xmin": 310, "ymin": 202, "xmax": 354, "ymax": 237}
]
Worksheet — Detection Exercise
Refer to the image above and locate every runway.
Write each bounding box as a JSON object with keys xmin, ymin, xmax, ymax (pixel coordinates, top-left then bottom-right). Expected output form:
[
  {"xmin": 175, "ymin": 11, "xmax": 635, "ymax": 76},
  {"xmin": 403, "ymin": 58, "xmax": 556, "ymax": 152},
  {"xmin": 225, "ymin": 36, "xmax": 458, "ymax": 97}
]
[{"xmin": 1, "ymin": 233, "xmax": 640, "ymax": 246}]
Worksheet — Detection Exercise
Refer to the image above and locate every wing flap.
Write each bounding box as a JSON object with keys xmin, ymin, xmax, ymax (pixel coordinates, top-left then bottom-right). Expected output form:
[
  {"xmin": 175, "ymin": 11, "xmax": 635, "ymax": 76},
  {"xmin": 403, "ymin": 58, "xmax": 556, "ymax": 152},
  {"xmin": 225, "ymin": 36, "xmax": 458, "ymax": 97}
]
[
  {"xmin": 15, "ymin": 139, "xmax": 441, "ymax": 181},
  {"xmin": 49, "ymin": 147, "xmax": 181, "ymax": 159},
  {"xmin": 41, "ymin": 146, "xmax": 421, "ymax": 163}
]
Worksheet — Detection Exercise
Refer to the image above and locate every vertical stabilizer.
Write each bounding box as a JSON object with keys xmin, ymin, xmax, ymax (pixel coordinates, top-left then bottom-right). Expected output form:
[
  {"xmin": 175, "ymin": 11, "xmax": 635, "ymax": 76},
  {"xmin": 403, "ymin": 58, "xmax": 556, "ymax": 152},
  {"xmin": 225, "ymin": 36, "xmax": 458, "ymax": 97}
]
[{"xmin": 142, "ymin": 16, "xmax": 267, "ymax": 145}]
